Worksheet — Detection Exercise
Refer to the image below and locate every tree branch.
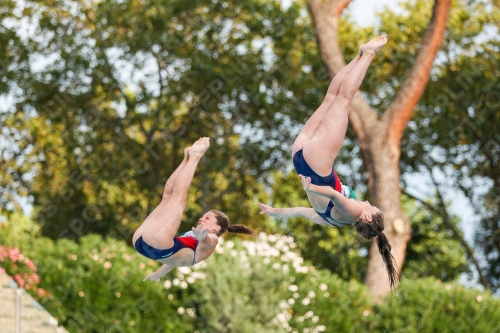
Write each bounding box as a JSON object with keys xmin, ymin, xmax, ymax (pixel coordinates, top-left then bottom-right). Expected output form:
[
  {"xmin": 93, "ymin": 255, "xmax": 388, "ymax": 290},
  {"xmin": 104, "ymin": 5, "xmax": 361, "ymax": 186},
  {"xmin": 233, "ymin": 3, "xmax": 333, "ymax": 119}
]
[
  {"xmin": 403, "ymin": 166, "xmax": 490, "ymax": 290},
  {"xmin": 306, "ymin": 0, "xmax": 379, "ymax": 141},
  {"xmin": 402, "ymin": 189, "xmax": 489, "ymax": 289},
  {"xmin": 149, "ymin": 54, "xmax": 168, "ymax": 139},
  {"xmin": 306, "ymin": 0, "xmax": 351, "ymax": 79},
  {"xmin": 461, "ymin": 113, "xmax": 500, "ymax": 190},
  {"xmin": 384, "ymin": 0, "xmax": 451, "ymax": 144}
]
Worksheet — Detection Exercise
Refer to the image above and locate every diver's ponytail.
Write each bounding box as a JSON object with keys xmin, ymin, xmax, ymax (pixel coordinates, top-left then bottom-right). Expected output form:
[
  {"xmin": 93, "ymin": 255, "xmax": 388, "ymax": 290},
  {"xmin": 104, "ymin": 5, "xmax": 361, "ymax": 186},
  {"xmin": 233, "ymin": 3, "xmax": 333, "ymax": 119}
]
[
  {"xmin": 210, "ymin": 210, "xmax": 254, "ymax": 236},
  {"xmin": 376, "ymin": 232, "xmax": 399, "ymax": 289},
  {"xmin": 355, "ymin": 212, "xmax": 400, "ymax": 290},
  {"xmin": 227, "ymin": 225, "xmax": 254, "ymax": 235}
]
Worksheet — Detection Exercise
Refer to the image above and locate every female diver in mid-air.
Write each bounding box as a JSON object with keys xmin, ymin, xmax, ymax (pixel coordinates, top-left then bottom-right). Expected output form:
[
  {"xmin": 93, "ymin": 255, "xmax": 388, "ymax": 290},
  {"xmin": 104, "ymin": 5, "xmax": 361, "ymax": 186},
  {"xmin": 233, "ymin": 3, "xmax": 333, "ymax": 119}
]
[
  {"xmin": 133, "ymin": 137, "xmax": 253, "ymax": 281},
  {"xmin": 259, "ymin": 35, "xmax": 399, "ymax": 288}
]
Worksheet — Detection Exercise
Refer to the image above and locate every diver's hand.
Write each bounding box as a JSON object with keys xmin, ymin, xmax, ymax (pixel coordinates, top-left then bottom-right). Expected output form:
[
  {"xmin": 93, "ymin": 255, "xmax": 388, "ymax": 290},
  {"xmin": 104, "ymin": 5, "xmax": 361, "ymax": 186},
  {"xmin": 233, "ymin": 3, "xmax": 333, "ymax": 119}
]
[
  {"xmin": 192, "ymin": 223, "xmax": 209, "ymax": 240},
  {"xmin": 258, "ymin": 203, "xmax": 280, "ymax": 217},
  {"xmin": 143, "ymin": 271, "xmax": 163, "ymax": 282},
  {"xmin": 298, "ymin": 174, "xmax": 312, "ymax": 192}
]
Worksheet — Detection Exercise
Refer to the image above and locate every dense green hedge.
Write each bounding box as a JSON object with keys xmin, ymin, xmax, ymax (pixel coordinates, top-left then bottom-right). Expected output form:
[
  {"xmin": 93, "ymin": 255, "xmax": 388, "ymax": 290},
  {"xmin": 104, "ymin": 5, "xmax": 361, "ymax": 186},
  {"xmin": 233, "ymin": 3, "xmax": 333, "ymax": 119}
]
[
  {"xmin": 1, "ymin": 214, "xmax": 498, "ymax": 333},
  {"xmin": 367, "ymin": 278, "xmax": 500, "ymax": 333}
]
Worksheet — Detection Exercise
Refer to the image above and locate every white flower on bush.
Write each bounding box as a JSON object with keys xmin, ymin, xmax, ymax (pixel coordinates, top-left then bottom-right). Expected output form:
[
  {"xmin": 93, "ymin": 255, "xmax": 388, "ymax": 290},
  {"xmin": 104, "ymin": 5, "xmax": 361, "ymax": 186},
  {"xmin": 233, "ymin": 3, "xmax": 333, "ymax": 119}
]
[
  {"xmin": 238, "ymin": 253, "xmax": 249, "ymax": 266},
  {"xmin": 191, "ymin": 272, "xmax": 206, "ymax": 279},
  {"xmin": 281, "ymin": 251, "xmax": 299, "ymax": 262},
  {"xmin": 268, "ymin": 248, "xmax": 280, "ymax": 257},
  {"xmin": 319, "ymin": 283, "xmax": 327, "ymax": 291},
  {"xmin": 242, "ymin": 241, "xmax": 257, "ymax": 256},
  {"xmin": 276, "ymin": 312, "xmax": 288, "ymax": 323},
  {"xmin": 186, "ymin": 308, "xmax": 196, "ymax": 318},
  {"xmin": 177, "ymin": 267, "xmax": 191, "ymax": 275}
]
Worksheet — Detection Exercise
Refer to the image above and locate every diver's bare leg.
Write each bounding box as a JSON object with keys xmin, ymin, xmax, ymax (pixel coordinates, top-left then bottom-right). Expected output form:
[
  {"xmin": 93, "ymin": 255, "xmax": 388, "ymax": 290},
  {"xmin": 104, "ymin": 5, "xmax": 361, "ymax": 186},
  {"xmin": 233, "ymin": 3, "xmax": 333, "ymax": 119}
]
[
  {"xmin": 292, "ymin": 53, "xmax": 362, "ymax": 156},
  {"xmin": 140, "ymin": 138, "xmax": 210, "ymax": 249},
  {"xmin": 303, "ymin": 36, "xmax": 387, "ymax": 175}
]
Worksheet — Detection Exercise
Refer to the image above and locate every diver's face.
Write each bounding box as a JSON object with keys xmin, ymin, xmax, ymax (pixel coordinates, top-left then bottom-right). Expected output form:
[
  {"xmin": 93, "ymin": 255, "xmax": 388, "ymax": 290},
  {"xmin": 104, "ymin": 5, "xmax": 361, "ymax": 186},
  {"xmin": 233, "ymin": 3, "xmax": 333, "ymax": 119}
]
[
  {"xmin": 358, "ymin": 201, "xmax": 380, "ymax": 221},
  {"xmin": 198, "ymin": 211, "xmax": 220, "ymax": 233}
]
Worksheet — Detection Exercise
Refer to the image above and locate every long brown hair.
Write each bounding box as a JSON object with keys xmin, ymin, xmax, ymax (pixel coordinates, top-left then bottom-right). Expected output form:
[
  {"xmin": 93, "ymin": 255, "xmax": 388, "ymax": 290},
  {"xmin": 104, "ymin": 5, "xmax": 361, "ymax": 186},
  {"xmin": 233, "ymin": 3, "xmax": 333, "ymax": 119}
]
[
  {"xmin": 210, "ymin": 210, "xmax": 254, "ymax": 237},
  {"xmin": 354, "ymin": 212, "xmax": 400, "ymax": 290}
]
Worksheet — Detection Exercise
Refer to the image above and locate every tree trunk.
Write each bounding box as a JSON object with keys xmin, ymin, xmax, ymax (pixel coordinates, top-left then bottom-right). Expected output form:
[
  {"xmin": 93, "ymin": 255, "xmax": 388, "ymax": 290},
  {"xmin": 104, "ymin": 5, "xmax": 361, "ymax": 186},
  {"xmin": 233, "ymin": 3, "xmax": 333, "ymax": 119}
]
[
  {"xmin": 362, "ymin": 133, "xmax": 411, "ymax": 298},
  {"xmin": 307, "ymin": 0, "xmax": 451, "ymax": 299}
]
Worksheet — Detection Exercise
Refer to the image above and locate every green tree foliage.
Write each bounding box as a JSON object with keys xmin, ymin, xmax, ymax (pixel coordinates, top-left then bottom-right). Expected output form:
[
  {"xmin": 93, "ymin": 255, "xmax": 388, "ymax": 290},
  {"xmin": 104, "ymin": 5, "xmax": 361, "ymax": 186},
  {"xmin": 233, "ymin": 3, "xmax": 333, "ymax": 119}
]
[
  {"xmin": 400, "ymin": 196, "xmax": 469, "ymax": 280},
  {"xmin": 0, "ymin": 0, "xmax": 323, "ymax": 240},
  {"xmin": 399, "ymin": 1, "xmax": 500, "ymax": 290}
]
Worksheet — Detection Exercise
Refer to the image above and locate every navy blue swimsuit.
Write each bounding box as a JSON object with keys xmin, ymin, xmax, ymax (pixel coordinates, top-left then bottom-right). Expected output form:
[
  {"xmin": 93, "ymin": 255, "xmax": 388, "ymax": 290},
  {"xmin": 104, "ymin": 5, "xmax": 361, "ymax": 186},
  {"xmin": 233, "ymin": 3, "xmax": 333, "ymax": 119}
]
[
  {"xmin": 134, "ymin": 232, "xmax": 198, "ymax": 265},
  {"xmin": 293, "ymin": 150, "xmax": 351, "ymax": 228},
  {"xmin": 293, "ymin": 149, "xmax": 337, "ymax": 188}
]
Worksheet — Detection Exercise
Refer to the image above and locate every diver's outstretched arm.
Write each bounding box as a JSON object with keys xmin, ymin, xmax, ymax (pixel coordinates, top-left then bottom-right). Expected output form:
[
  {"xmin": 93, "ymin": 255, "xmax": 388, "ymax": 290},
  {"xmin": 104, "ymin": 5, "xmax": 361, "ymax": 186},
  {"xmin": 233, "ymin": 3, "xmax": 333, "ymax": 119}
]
[
  {"xmin": 258, "ymin": 203, "xmax": 330, "ymax": 226},
  {"xmin": 143, "ymin": 264, "xmax": 174, "ymax": 282}
]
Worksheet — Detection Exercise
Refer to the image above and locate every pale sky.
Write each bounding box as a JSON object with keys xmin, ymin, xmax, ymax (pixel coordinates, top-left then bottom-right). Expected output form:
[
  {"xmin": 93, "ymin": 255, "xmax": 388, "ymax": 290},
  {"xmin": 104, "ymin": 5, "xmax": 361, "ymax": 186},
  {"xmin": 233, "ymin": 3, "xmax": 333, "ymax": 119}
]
[{"xmin": 347, "ymin": 0, "xmax": 403, "ymax": 26}]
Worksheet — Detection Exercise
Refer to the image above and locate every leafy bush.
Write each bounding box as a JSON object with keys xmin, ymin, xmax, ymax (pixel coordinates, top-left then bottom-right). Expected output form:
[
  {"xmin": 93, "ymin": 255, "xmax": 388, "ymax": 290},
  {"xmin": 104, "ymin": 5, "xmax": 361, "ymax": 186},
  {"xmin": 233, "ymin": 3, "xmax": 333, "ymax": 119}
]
[
  {"xmin": 1, "ymin": 213, "xmax": 499, "ymax": 333},
  {"xmin": 365, "ymin": 278, "xmax": 500, "ymax": 333},
  {"xmin": 287, "ymin": 270, "xmax": 371, "ymax": 333},
  {"xmin": 187, "ymin": 235, "xmax": 294, "ymax": 333},
  {"xmin": 0, "ymin": 244, "xmax": 49, "ymax": 299},
  {"xmin": 28, "ymin": 235, "xmax": 193, "ymax": 333}
]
